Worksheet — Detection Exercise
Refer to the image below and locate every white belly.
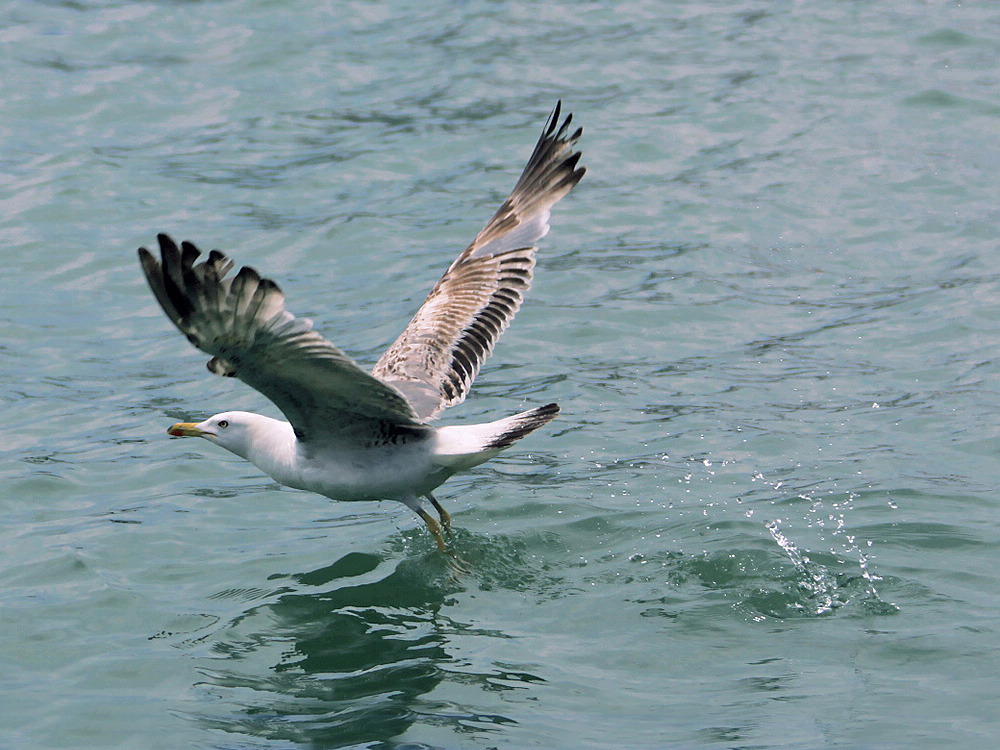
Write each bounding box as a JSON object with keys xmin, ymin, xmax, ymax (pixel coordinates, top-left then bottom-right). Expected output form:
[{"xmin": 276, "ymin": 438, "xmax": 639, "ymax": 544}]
[{"xmin": 290, "ymin": 441, "xmax": 451, "ymax": 502}]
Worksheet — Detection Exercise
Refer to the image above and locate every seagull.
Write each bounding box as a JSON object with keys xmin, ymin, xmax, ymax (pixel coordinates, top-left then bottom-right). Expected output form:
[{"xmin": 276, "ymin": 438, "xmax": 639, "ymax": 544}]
[{"xmin": 139, "ymin": 102, "xmax": 584, "ymax": 551}]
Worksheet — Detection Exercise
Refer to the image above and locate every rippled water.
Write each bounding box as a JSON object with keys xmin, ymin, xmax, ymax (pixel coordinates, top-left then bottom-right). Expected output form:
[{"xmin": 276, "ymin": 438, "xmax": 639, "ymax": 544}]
[{"xmin": 4, "ymin": 2, "xmax": 1000, "ymax": 748}]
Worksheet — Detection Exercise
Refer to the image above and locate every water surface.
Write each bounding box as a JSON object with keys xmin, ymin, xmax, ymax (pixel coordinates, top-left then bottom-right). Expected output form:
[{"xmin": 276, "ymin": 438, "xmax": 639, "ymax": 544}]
[{"xmin": 3, "ymin": 2, "xmax": 1000, "ymax": 748}]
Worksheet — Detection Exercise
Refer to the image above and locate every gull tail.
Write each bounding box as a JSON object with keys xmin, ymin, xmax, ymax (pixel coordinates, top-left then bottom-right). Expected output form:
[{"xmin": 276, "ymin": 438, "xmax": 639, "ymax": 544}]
[{"xmin": 433, "ymin": 403, "xmax": 560, "ymax": 470}]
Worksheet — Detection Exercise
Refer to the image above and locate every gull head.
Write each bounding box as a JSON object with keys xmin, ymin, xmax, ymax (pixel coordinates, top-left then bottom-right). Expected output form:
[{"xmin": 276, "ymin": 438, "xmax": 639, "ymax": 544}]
[{"xmin": 167, "ymin": 411, "xmax": 261, "ymax": 460}]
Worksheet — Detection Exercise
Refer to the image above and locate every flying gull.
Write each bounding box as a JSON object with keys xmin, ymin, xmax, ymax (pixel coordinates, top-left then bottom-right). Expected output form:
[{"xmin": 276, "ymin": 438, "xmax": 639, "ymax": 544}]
[{"xmin": 139, "ymin": 103, "xmax": 585, "ymax": 551}]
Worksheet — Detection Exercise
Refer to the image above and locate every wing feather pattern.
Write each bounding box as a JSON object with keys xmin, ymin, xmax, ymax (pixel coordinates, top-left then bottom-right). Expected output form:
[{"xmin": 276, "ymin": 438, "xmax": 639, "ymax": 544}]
[
  {"xmin": 139, "ymin": 234, "xmax": 425, "ymax": 443},
  {"xmin": 372, "ymin": 102, "xmax": 585, "ymax": 419}
]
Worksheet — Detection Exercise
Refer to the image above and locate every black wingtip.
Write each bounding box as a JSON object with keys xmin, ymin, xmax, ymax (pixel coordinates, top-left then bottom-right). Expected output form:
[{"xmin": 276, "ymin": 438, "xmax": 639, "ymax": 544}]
[
  {"xmin": 542, "ymin": 101, "xmax": 567, "ymax": 139},
  {"xmin": 156, "ymin": 232, "xmax": 178, "ymax": 254}
]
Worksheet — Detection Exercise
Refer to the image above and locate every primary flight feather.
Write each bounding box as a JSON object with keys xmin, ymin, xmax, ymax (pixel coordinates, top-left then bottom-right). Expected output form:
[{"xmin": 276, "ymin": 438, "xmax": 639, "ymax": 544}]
[{"xmin": 139, "ymin": 103, "xmax": 585, "ymax": 550}]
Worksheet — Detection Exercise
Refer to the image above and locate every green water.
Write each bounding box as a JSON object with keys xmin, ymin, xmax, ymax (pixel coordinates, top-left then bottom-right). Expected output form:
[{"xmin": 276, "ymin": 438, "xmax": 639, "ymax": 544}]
[{"xmin": 3, "ymin": 2, "xmax": 1000, "ymax": 748}]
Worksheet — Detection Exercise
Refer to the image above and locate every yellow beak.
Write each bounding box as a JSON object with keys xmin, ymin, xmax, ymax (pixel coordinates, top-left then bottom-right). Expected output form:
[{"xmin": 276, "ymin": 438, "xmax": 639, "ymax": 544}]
[{"xmin": 168, "ymin": 422, "xmax": 208, "ymax": 437}]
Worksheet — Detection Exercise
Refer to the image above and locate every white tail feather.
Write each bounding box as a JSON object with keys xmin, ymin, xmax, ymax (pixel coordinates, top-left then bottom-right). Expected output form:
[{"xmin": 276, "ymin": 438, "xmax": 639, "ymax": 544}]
[{"xmin": 432, "ymin": 403, "xmax": 559, "ymax": 470}]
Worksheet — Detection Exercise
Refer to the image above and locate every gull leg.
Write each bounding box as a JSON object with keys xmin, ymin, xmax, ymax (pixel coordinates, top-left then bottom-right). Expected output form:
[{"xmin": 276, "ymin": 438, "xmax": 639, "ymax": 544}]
[
  {"xmin": 401, "ymin": 495, "xmax": 449, "ymax": 552},
  {"xmin": 416, "ymin": 508, "xmax": 448, "ymax": 551},
  {"xmin": 418, "ymin": 508, "xmax": 471, "ymax": 576},
  {"xmin": 424, "ymin": 494, "xmax": 472, "ymax": 575},
  {"xmin": 426, "ymin": 493, "xmax": 452, "ymax": 536}
]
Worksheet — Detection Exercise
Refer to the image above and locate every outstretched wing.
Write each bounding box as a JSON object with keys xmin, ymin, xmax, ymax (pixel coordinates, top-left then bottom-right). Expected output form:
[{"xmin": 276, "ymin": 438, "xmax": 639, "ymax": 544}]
[
  {"xmin": 139, "ymin": 234, "xmax": 426, "ymax": 443},
  {"xmin": 371, "ymin": 102, "xmax": 585, "ymax": 419}
]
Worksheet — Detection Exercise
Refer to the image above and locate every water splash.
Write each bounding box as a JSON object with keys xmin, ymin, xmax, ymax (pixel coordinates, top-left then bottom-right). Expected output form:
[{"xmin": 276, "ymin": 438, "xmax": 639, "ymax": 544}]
[
  {"xmin": 765, "ymin": 518, "xmax": 844, "ymax": 616},
  {"xmin": 764, "ymin": 518, "xmax": 898, "ymax": 618}
]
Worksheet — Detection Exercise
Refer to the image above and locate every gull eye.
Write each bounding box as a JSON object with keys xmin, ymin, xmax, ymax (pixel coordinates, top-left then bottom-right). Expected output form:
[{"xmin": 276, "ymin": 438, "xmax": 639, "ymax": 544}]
[{"xmin": 218, "ymin": 420, "xmax": 229, "ymax": 429}]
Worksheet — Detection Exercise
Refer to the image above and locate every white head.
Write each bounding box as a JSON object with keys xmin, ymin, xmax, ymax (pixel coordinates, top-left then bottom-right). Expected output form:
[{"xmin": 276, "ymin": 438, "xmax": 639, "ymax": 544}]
[{"xmin": 167, "ymin": 411, "xmax": 272, "ymax": 461}]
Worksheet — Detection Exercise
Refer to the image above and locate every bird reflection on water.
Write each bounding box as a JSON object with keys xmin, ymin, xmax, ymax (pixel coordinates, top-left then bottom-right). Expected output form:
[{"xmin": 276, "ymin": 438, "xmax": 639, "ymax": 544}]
[{"xmin": 187, "ymin": 538, "xmax": 548, "ymax": 747}]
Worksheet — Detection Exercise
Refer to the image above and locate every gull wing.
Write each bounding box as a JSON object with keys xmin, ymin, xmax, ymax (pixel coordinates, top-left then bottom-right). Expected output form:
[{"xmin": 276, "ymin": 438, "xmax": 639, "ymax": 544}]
[
  {"xmin": 139, "ymin": 234, "xmax": 426, "ymax": 443},
  {"xmin": 371, "ymin": 102, "xmax": 585, "ymax": 419}
]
